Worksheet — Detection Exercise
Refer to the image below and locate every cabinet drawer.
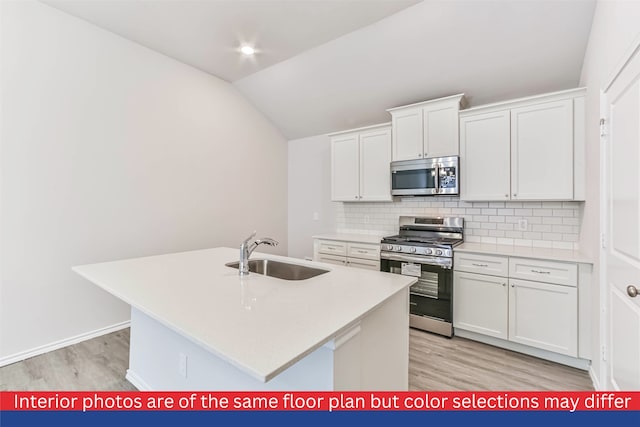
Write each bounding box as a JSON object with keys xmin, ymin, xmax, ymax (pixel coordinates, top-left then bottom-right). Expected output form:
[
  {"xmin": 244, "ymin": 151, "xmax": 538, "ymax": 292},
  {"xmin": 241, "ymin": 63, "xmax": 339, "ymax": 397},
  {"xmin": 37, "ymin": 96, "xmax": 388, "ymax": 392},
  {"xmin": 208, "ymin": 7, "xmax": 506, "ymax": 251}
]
[
  {"xmin": 347, "ymin": 242, "xmax": 380, "ymax": 260},
  {"xmin": 316, "ymin": 254, "xmax": 346, "ymax": 266},
  {"xmin": 347, "ymin": 257, "xmax": 380, "ymax": 271},
  {"xmin": 509, "ymin": 257, "xmax": 577, "ymax": 287},
  {"xmin": 317, "ymin": 240, "xmax": 347, "ymax": 256},
  {"xmin": 454, "ymin": 252, "xmax": 508, "ymax": 276}
]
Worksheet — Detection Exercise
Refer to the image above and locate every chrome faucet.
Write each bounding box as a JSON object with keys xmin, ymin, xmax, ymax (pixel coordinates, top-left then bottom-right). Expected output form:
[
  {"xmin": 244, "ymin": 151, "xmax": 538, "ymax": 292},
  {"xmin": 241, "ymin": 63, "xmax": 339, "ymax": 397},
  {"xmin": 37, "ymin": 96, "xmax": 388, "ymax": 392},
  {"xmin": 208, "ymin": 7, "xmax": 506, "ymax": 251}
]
[{"xmin": 239, "ymin": 231, "xmax": 279, "ymax": 276}]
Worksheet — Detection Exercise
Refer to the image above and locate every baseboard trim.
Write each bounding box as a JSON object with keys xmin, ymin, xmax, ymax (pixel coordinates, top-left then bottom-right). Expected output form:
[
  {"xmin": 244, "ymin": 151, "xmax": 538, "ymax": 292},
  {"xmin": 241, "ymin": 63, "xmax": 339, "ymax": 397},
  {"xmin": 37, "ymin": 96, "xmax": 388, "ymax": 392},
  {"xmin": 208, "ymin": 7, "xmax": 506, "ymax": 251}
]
[
  {"xmin": 589, "ymin": 366, "xmax": 601, "ymax": 390},
  {"xmin": 454, "ymin": 328, "xmax": 591, "ymax": 371},
  {"xmin": 125, "ymin": 369, "xmax": 151, "ymax": 391},
  {"xmin": 0, "ymin": 320, "xmax": 130, "ymax": 367}
]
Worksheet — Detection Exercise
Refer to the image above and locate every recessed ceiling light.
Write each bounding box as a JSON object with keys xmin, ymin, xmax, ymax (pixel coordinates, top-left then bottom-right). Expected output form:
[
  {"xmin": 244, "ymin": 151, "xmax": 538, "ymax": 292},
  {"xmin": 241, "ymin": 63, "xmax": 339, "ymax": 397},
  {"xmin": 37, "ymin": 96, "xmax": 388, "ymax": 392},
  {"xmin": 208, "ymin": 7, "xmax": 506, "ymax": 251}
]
[{"xmin": 240, "ymin": 45, "xmax": 255, "ymax": 56}]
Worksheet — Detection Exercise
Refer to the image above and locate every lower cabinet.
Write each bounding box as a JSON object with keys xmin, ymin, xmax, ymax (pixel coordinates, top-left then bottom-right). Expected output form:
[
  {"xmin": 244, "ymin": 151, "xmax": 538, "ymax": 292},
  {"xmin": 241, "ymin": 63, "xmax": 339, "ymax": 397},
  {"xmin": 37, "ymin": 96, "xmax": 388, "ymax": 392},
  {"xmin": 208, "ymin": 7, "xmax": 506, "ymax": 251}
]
[
  {"xmin": 313, "ymin": 238, "xmax": 380, "ymax": 271},
  {"xmin": 453, "ymin": 253, "xmax": 579, "ymax": 358},
  {"xmin": 453, "ymin": 271, "xmax": 508, "ymax": 339}
]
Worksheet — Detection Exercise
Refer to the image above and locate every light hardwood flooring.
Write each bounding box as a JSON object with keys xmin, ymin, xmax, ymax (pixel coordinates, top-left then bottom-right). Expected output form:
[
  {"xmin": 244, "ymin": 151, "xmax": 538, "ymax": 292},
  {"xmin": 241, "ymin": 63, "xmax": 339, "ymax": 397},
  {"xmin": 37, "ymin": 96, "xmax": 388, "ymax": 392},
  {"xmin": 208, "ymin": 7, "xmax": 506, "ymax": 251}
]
[{"xmin": 0, "ymin": 327, "xmax": 592, "ymax": 390}]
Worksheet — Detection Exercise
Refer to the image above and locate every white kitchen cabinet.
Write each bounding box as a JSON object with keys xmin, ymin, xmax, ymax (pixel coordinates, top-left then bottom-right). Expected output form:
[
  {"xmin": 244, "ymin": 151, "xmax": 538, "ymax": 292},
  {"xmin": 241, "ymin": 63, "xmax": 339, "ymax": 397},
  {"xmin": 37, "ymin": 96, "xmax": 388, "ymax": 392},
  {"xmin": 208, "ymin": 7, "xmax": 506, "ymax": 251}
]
[
  {"xmin": 508, "ymin": 279, "xmax": 577, "ymax": 357},
  {"xmin": 459, "ymin": 88, "xmax": 585, "ymax": 201},
  {"xmin": 313, "ymin": 238, "xmax": 380, "ymax": 271},
  {"xmin": 459, "ymin": 110, "xmax": 511, "ymax": 201},
  {"xmin": 511, "ymin": 100, "xmax": 573, "ymax": 200},
  {"xmin": 453, "ymin": 271, "xmax": 508, "ymax": 339},
  {"xmin": 453, "ymin": 252, "xmax": 579, "ymax": 359},
  {"xmin": 388, "ymin": 94, "xmax": 465, "ymax": 161},
  {"xmin": 330, "ymin": 123, "xmax": 391, "ymax": 202}
]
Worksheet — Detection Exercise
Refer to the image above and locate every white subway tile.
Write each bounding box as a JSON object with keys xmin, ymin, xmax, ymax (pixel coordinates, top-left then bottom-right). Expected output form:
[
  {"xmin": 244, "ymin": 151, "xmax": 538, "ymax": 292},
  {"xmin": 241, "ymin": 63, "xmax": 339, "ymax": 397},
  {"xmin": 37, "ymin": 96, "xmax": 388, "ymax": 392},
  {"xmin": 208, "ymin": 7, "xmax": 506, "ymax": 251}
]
[
  {"xmin": 563, "ymin": 234, "xmax": 578, "ymax": 242},
  {"xmin": 552, "ymin": 209, "xmax": 574, "ymax": 217},
  {"xmin": 431, "ymin": 202, "xmax": 444, "ymax": 208},
  {"xmin": 496, "ymin": 238, "xmax": 515, "ymax": 245},
  {"xmin": 481, "ymin": 236, "xmax": 498, "ymax": 244},
  {"xmin": 505, "ymin": 216, "xmax": 520, "ymax": 224},
  {"xmin": 474, "ymin": 229, "xmax": 489, "ymax": 236},
  {"xmin": 532, "ymin": 209, "xmax": 553, "ymax": 217},
  {"xmin": 497, "ymin": 223, "xmax": 515, "ymax": 231},
  {"xmin": 542, "ymin": 202, "xmax": 563, "ymax": 208},
  {"xmin": 489, "ymin": 202, "xmax": 505, "ymax": 208},
  {"xmin": 514, "ymin": 208, "xmax": 533, "ymax": 216},
  {"xmin": 562, "ymin": 201, "xmax": 580, "ymax": 208},
  {"xmin": 482, "ymin": 208, "xmax": 498, "ymax": 215},
  {"xmin": 465, "ymin": 235, "xmax": 482, "ymax": 243},
  {"xmin": 505, "ymin": 202, "xmax": 523, "ymax": 208},
  {"xmin": 552, "ymin": 225, "xmax": 574, "ymax": 233},
  {"xmin": 532, "ymin": 224, "xmax": 553, "ymax": 233},
  {"xmin": 513, "ymin": 239, "xmax": 533, "ymax": 247},
  {"xmin": 498, "ymin": 209, "xmax": 514, "ymax": 216},
  {"xmin": 489, "ymin": 230, "xmax": 505, "ymax": 237},
  {"xmin": 524, "ymin": 216, "xmax": 542, "ymax": 224},
  {"xmin": 543, "ymin": 232, "xmax": 563, "ymax": 241},
  {"xmin": 481, "ymin": 222, "xmax": 497, "ymax": 230},
  {"xmin": 542, "ymin": 217, "xmax": 563, "ymax": 225},
  {"xmin": 458, "ymin": 201, "xmax": 473, "ymax": 208},
  {"xmin": 489, "ymin": 216, "xmax": 505, "ymax": 223},
  {"xmin": 552, "ymin": 241, "xmax": 574, "ymax": 250},
  {"xmin": 445, "ymin": 202, "xmax": 458, "ymax": 208},
  {"xmin": 472, "ymin": 202, "xmax": 489, "ymax": 208},
  {"xmin": 506, "ymin": 231, "xmax": 523, "ymax": 239},
  {"xmin": 473, "ymin": 215, "xmax": 489, "ymax": 222},
  {"xmin": 466, "ymin": 208, "xmax": 481, "ymax": 215},
  {"xmin": 451, "ymin": 208, "xmax": 466, "ymax": 214},
  {"xmin": 532, "ymin": 240, "xmax": 553, "ymax": 248},
  {"xmin": 466, "ymin": 222, "xmax": 482, "ymax": 229},
  {"xmin": 563, "ymin": 217, "xmax": 579, "ymax": 225},
  {"xmin": 523, "ymin": 231, "xmax": 542, "ymax": 240}
]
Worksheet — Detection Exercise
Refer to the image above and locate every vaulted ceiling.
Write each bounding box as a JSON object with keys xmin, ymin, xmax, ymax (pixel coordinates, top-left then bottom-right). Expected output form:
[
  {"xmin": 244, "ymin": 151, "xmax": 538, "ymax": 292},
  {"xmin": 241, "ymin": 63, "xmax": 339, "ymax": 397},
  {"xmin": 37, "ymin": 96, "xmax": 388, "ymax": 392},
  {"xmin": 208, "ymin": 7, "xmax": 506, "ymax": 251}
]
[{"xmin": 44, "ymin": 0, "xmax": 596, "ymax": 139}]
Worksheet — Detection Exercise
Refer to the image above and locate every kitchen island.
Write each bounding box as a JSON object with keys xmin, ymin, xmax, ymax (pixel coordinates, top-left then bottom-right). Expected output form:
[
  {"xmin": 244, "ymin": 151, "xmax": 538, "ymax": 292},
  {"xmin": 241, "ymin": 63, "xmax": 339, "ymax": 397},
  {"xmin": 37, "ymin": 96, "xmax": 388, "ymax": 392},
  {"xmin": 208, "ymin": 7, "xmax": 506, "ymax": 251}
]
[{"xmin": 72, "ymin": 247, "xmax": 416, "ymax": 390}]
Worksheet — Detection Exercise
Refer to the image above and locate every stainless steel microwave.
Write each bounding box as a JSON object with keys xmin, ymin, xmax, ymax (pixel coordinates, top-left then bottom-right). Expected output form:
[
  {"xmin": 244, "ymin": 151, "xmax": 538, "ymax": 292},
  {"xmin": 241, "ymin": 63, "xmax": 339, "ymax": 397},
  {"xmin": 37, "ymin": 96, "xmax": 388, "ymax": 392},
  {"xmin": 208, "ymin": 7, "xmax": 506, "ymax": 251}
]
[{"xmin": 390, "ymin": 156, "xmax": 459, "ymax": 196}]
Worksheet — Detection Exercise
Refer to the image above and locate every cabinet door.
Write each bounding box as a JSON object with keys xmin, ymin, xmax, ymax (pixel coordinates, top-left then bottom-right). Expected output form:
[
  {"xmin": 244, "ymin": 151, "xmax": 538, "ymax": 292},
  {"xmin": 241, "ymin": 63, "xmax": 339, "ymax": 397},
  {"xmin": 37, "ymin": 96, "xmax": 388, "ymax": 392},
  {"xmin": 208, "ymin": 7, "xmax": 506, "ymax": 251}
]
[
  {"xmin": 346, "ymin": 257, "xmax": 380, "ymax": 270},
  {"xmin": 424, "ymin": 103, "xmax": 459, "ymax": 157},
  {"xmin": 331, "ymin": 134, "xmax": 359, "ymax": 201},
  {"xmin": 453, "ymin": 272, "xmax": 508, "ymax": 339},
  {"xmin": 359, "ymin": 127, "xmax": 392, "ymax": 201},
  {"xmin": 391, "ymin": 107, "xmax": 423, "ymax": 161},
  {"xmin": 508, "ymin": 279, "xmax": 577, "ymax": 356},
  {"xmin": 511, "ymin": 100, "xmax": 573, "ymax": 200},
  {"xmin": 459, "ymin": 110, "xmax": 511, "ymax": 201}
]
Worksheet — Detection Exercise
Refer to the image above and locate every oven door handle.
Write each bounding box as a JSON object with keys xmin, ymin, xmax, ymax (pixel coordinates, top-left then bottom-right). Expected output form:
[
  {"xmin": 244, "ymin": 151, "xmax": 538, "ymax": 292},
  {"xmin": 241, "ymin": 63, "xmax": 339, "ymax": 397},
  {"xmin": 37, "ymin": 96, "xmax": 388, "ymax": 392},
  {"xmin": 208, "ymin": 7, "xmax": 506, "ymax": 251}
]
[{"xmin": 380, "ymin": 251, "xmax": 453, "ymax": 269}]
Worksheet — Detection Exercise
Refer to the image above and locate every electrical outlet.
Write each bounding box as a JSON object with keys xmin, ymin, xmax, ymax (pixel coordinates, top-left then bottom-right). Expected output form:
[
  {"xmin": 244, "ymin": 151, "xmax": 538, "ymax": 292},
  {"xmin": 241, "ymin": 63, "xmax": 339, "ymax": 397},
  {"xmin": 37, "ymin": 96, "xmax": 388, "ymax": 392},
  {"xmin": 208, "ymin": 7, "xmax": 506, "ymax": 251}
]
[
  {"xmin": 178, "ymin": 353, "xmax": 188, "ymax": 378},
  {"xmin": 517, "ymin": 219, "xmax": 528, "ymax": 231}
]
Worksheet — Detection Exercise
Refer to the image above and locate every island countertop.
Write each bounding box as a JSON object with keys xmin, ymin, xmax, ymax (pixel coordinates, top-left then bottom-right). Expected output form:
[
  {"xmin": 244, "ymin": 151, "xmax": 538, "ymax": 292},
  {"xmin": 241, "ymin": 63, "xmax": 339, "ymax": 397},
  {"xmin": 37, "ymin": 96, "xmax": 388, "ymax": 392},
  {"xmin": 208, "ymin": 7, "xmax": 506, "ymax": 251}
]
[{"xmin": 72, "ymin": 247, "xmax": 416, "ymax": 382}]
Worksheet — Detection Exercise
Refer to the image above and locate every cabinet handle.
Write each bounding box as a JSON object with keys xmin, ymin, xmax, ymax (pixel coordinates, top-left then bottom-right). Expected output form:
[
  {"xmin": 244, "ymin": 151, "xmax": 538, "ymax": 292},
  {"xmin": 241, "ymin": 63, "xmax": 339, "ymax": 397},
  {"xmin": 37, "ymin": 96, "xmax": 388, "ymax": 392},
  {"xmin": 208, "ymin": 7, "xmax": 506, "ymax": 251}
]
[
  {"xmin": 627, "ymin": 285, "xmax": 638, "ymax": 298},
  {"xmin": 354, "ymin": 196, "xmax": 358, "ymax": 199},
  {"xmin": 502, "ymin": 283, "xmax": 506, "ymax": 287},
  {"xmin": 410, "ymin": 302, "xmax": 418, "ymax": 306},
  {"xmin": 511, "ymin": 284, "xmax": 515, "ymax": 288},
  {"xmin": 357, "ymin": 250, "xmax": 368, "ymax": 254},
  {"xmin": 418, "ymin": 153, "xmax": 423, "ymax": 158},
  {"xmin": 531, "ymin": 269, "xmax": 551, "ymax": 274},
  {"xmin": 471, "ymin": 263, "xmax": 488, "ymax": 267},
  {"xmin": 513, "ymin": 193, "xmax": 517, "ymax": 197},
  {"xmin": 505, "ymin": 194, "xmax": 509, "ymax": 198}
]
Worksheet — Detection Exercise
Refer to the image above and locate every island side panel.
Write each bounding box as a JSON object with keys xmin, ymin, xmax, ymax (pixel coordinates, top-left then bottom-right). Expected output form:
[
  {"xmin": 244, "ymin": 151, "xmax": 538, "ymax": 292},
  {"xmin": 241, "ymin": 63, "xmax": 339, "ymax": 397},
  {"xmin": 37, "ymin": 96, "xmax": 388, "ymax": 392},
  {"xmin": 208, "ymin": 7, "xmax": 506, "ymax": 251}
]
[{"xmin": 126, "ymin": 308, "xmax": 337, "ymax": 390}]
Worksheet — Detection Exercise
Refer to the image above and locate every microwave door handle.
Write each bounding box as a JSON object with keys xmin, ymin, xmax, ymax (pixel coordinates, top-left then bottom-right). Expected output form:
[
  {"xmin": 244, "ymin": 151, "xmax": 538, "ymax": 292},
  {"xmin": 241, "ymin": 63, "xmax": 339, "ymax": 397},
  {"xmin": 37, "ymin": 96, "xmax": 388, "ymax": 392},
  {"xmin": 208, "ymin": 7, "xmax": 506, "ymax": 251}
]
[{"xmin": 434, "ymin": 164, "xmax": 440, "ymax": 194}]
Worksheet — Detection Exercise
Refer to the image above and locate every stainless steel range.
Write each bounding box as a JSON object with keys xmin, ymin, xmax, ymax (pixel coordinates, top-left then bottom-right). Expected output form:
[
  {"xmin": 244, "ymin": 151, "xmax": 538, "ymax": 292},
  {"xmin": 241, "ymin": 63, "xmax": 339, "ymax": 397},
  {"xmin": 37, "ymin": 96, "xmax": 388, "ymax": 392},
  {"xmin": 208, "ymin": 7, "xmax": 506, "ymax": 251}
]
[{"xmin": 380, "ymin": 216, "xmax": 464, "ymax": 337}]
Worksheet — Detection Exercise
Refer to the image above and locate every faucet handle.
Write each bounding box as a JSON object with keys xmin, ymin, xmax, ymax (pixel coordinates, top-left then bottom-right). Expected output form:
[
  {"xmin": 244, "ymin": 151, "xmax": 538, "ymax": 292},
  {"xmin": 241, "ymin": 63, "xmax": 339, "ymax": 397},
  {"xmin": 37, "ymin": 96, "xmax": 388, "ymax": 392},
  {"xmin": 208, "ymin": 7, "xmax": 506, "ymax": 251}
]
[
  {"xmin": 242, "ymin": 231, "xmax": 257, "ymax": 244},
  {"xmin": 255, "ymin": 237, "xmax": 279, "ymax": 247}
]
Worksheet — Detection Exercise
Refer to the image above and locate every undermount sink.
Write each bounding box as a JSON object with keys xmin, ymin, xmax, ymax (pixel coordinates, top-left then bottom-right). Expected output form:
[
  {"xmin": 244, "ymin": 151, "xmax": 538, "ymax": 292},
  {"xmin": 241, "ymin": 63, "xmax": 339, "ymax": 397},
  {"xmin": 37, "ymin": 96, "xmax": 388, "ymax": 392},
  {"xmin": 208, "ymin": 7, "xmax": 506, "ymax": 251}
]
[{"xmin": 225, "ymin": 259, "xmax": 329, "ymax": 281}]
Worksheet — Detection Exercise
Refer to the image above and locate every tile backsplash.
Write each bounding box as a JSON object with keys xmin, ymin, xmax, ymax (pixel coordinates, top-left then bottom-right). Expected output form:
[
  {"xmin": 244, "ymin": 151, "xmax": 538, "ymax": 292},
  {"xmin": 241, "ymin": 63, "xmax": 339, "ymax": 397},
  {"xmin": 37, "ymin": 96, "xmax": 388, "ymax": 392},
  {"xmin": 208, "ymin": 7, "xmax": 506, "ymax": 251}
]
[{"xmin": 335, "ymin": 197, "xmax": 583, "ymax": 250}]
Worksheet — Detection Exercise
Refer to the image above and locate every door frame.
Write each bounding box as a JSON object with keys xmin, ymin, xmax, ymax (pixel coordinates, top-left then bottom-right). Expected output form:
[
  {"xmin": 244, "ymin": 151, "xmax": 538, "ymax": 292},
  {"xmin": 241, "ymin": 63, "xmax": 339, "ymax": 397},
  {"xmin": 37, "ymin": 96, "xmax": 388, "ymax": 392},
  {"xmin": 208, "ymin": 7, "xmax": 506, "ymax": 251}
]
[{"xmin": 599, "ymin": 32, "xmax": 640, "ymax": 390}]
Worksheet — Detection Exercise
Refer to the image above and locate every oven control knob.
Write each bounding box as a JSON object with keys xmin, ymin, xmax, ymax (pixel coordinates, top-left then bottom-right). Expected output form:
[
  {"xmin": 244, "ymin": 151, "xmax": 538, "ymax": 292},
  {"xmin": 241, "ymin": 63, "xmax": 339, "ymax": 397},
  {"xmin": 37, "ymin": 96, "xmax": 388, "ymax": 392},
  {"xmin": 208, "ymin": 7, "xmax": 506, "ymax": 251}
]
[
  {"xmin": 383, "ymin": 244, "xmax": 392, "ymax": 251},
  {"xmin": 393, "ymin": 245, "xmax": 401, "ymax": 252},
  {"xmin": 435, "ymin": 249, "xmax": 443, "ymax": 255},
  {"xmin": 424, "ymin": 248, "xmax": 432, "ymax": 255},
  {"xmin": 410, "ymin": 247, "xmax": 416, "ymax": 253}
]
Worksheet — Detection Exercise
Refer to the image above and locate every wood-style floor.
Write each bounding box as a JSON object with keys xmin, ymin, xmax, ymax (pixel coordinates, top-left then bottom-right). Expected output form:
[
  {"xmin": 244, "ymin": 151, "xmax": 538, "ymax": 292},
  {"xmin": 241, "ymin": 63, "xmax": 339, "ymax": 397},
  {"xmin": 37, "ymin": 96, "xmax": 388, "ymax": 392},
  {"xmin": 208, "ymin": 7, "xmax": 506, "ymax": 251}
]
[{"xmin": 0, "ymin": 327, "xmax": 592, "ymax": 390}]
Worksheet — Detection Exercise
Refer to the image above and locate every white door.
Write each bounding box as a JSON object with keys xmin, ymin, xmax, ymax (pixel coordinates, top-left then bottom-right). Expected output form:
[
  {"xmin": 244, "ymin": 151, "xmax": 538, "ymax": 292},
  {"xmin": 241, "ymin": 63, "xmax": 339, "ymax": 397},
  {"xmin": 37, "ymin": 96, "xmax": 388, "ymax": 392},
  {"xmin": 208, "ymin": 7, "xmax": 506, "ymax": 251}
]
[
  {"xmin": 331, "ymin": 134, "xmax": 359, "ymax": 201},
  {"xmin": 453, "ymin": 271, "xmax": 508, "ymax": 339},
  {"xmin": 508, "ymin": 279, "xmax": 577, "ymax": 357},
  {"xmin": 602, "ymin": 40, "xmax": 640, "ymax": 390},
  {"xmin": 459, "ymin": 110, "xmax": 511, "ymax": 201},
  {"xmin": 359, "ymin": 127, "xmax": 392, "ymax": 201},
  {"xmin": 511, "ymin": 99, "xmax": 574, "ymax": 200},
  {"xmin": 423, "ymin": 104, "xmax": 459, "ymax": 157},
  {"xmin": 391, "ymin": 107, "xmax": 423, "ymax": 161}
]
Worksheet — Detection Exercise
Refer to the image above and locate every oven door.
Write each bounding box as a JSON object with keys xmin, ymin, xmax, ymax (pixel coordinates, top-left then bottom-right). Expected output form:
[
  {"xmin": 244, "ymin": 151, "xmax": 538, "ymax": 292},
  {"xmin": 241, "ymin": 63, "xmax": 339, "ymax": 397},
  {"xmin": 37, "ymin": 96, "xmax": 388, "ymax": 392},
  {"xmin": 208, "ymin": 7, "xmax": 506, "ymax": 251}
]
[
  {"xmin": 390, "ymin": 158, "xmax": 438, "ymax": 196},
  {"xmin": 380, "ymin": 253, "xmax": 452, "ymax": 323}
]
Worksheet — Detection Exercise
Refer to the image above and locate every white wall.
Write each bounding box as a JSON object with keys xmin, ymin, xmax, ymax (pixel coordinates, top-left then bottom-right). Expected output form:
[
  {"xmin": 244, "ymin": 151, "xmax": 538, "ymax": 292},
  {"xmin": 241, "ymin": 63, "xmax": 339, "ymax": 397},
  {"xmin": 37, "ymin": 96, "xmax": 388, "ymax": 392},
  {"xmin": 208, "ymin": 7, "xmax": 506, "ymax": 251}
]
[
  {"xmin": 287, "ymin": 135, "xmax": 335, "ymax": 259},
  {"xmin": 578, "ymin": 0, "xmax": 640, "ymax": 388},
  {"xmin": 0, "ymin": 1, "xmax": 287, "ymax": 363}
]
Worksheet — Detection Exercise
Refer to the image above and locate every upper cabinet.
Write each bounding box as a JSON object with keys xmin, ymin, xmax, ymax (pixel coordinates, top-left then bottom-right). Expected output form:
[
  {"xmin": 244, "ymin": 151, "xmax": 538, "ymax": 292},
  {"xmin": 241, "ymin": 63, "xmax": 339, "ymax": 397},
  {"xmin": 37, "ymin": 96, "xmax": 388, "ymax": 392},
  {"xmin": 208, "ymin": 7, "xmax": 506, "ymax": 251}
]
[
  {"xmin": 387, "ymin": 94, "xmax": 466, "ymax": 161},
  {"xmin": 330, "ymin": 123, "xmax": 392, "ymax": 202},
  {"xmin": 459, "ymin": 88, "xmax": 586, "ymax": 201}
]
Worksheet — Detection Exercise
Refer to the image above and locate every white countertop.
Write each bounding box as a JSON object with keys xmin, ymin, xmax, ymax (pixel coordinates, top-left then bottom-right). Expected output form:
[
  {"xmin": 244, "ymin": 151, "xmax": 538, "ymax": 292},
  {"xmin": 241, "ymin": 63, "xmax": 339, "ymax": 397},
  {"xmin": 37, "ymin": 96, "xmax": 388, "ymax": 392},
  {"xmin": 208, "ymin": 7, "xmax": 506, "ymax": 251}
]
[
  {"xmin": 455, "ymin": 243, "xmax": 593, "ymax": 264},
  {"xmin": 312, "ymin": 233, "xmax": 386, "ymax": 244},
  {"xmin": 72, "ymin": 247, "xmax": 415, "ymax": 382}
]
